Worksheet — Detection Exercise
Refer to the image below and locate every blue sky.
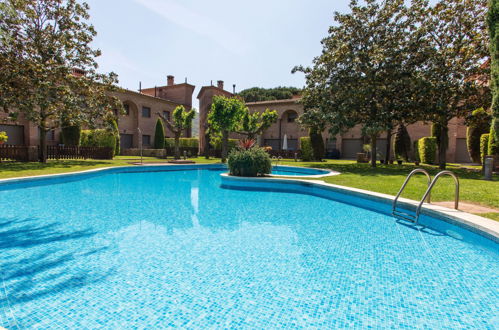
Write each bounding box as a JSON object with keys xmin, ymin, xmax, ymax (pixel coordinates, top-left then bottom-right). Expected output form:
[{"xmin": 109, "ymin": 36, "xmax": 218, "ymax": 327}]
[{"xmin": 86, "ymin": 0, "xmax": 350, "ymax": 105}]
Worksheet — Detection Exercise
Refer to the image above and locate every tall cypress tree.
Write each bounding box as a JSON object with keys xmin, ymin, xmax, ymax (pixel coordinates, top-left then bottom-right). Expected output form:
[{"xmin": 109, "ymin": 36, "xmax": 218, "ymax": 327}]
[
  {"xmin": 489, "ymin": 0, "xmax": 499, "ymax": 156},
  {"xmin": 154, "ymin": 118, "xmax": 165, "ymax": 149}
]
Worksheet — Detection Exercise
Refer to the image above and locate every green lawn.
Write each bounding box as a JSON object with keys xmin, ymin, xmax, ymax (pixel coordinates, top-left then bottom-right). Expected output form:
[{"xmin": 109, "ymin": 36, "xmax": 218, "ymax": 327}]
[{"xmin": 1, "ymin": 157, "xmax": 497, "ymax": 220}]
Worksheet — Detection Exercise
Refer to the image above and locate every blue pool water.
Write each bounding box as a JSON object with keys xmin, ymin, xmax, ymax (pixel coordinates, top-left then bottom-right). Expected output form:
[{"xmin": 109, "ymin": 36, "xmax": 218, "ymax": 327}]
[
  {"xmin": 271, "ymin": 165, "xmax": 330, "ymax": 176},
  {"xmin": 0, "ymin": 166, "xmax": 497, "ymax": 328}
]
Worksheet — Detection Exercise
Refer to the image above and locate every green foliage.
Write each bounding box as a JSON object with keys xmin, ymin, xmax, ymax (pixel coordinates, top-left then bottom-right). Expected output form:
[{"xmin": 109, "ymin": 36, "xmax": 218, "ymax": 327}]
[
  {"xmin": 238, "ymin": 108, "xmax": 278, "ymax": 139},
  {"xmin": 418, "ymin": 137, "xmax": 437, "ymax": 164},
  {"xmin": 413, "ymin": 140, "xmax": 420, "ymax": 162},
  {"xmin": 0, "ymin": 131, "xmax": 8, "ymax": 143},
  {"xmin": 466, "ymin": 108, "xmax": 491, "ymax": 163},
  {"xmin": 238, "ymin": 87, "xmax": 301, "ymax": 102},
  {"xmin": 481, "ymin": 133, "xmax": 490, "ymax": 162},
  {"xmin": 165, "ymin": 138, "xmax": 199, "ymax": 148},
  {"xmin": 300, "ymin": 137, "xmax": 314, "ymax": 161},
  {"xmin": 80, "ymin": 129, "xmax": 116, "ymax": 155},
  {"xmin": 154, "ymin": 118, "xmax": 165, "ymax": 149},
  {"xmin": 211, "ymin": 138, "xmax": 238, "ymax": 151},
  {"xmin": 61, "ymin": 126, "xmax": 81, "ymax": 146},
  {"xmin": 109, "ymin": 119, "xmax": 120, "ymax": 156},
  {"xmin": 489, "ymin": 0, "xmax": 499, "ymax": 156},
  {"xmin": 208, "ymin": 96, "xmax": 247, "ymax": 162},
  {"xmin": 393, "ymin": 124, "xmax": 411, "ymax": 161},
  {"xmin": 0, "ymin": 0, "xmax": 121, "ymax": 162},
  {"xmin": 227, "ymin": 147, "xmax": 272, "ymax": 177},
  {"xmin": 309, "ymin": 127, "xmax": 325, "ymax": 161},
  {"xmin": 489, "ymin": 127, "xmax": 499, "ymax": 155}
]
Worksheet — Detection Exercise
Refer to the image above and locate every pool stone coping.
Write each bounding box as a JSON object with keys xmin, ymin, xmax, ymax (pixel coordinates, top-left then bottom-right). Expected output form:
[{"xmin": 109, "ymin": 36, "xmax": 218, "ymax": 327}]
[{"xmin": 220, "ymin": 173, "xmax": 499, "ymax": 242}]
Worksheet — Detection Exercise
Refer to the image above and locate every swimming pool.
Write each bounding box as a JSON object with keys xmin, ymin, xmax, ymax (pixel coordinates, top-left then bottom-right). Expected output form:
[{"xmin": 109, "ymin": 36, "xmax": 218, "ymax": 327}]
[
  {"xmin": 0, "ymin": 165, "xmax": 497, "ymax": 328},
  {"xmin": 270, "ymin": 165, "xmax": 333, "ymax": 177}
]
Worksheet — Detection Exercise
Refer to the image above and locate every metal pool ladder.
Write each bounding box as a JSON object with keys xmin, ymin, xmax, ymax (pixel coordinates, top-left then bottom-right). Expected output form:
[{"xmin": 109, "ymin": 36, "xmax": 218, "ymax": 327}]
[{"xmin": 392, "ymin": 169, "xmax": 459, "ymax": 224}]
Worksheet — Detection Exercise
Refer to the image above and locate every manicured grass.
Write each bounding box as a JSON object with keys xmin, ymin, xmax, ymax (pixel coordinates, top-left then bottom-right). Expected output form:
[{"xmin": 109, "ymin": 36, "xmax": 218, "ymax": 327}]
[{"xmin": 1, "ymin": 157, "xmax": 497, "ymax": 221}]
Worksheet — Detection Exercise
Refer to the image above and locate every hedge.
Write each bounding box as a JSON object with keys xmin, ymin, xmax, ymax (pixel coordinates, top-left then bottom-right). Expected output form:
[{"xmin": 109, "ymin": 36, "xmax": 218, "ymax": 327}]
[
  {"xmin": 466, "ymin": 108, "xmax": 490, "ymax": 163},
  {"xmin": 481, "ymin": 133, "xmax": 490, "ymax": 163},
  {"xmin": 489, "ymin": 127, "xmax": 499, "ymax": 156},
  {"xmin": 211, "ymin": 138, "xmax": 238, "ymax": 151},
  {"xmin": 413, "ymin": 140, "xmax": 420, "ymax": 162},
  {"xmin": 80, "ymin": 129, "xmax": 116, "ymax": 156},
  {"xmin": 61, "ymin": 126, "xmax": 81, "ymax": 146},
  {"xmin": 165, "ymin": 138, "xmax": 199, "ymax": 148},
  {"xmin": 418, "ymin": 137, "xmax": 437, "ymax": 164},
  {"xmin": 300, "ymin": 137, "xmax": 313, "ymax": 161}
]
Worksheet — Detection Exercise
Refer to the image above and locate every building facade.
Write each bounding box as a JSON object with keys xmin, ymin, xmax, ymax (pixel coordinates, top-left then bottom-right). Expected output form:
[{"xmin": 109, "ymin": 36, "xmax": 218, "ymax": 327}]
[{"xmin": 0, "ymin": 75, "xmax": 194, "ymax": 151}]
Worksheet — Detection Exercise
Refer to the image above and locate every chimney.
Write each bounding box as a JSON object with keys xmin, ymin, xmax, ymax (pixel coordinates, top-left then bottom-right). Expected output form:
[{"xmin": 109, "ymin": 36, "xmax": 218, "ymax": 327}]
[
  {"xmin": 167, "ymin": 75, "xmax": 175, "ymax": 86},
  {"xmin": 217, "ymin": 80, "xmax": 224, "ymax": 90}
]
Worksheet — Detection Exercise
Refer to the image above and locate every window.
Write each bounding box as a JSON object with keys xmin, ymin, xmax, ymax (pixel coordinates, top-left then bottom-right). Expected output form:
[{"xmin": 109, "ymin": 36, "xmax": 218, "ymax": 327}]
[
  {"xmin": 142, "ymin": 134, "xmax": 151, "ymax": 146},
  {"xmin": 163, "ymin": 111, "xmax": 170, "ymax": 121},
  {"xmin": 124, "ymin": 104, "xmax": 130, "ymax": 115},
  {"xmin": 287, "ymin": 112, "xmax": 297, "ymax": 123},
  {"xmin": 142, "ymin": 106, "xmax": 151, "ymax": 118}
]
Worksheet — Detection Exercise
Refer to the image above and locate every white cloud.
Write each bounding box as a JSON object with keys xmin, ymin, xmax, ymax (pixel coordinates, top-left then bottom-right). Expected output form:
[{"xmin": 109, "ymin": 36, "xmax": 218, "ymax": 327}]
[{"xmin": 132, "ymin": 0, "xmax": 247, "ymax": 54}]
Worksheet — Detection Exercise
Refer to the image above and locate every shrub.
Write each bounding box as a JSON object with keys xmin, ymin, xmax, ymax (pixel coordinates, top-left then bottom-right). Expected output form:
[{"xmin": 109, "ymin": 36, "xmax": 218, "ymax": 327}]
[
  {"xmin": 154, "ymin": 119, "xmax": 165, "ymax": 149},
  {"xmin": 61, "ymin": 126, "xmax": 81, "ymax": 146},
  {"xmin": 109, "ymin": 119, "xmax": 120, "ymax": 156},
  {"xmin": 393, "ymin": 124, "xmax": 411, "ymax": 161},
  {"xmin": 413, "ymin": 140, "xmax": 420, "ymax": 162},
  {"xmin": 481, "ymin": 133, "xmax": 490, "ymax": 163},
  {"xmin": 309, "ymin": 127, "xmax": 325, "ymax": 161},
  {"xmin": 80, "ymin": 129, "xmax": 116, "ymax": 155},
  {"xmin": 165, "ymin": 138, "xmax": 199, "ymax": 149},
  {"xmin": 0, "ymin": 131, "xmax": 8, "ymax": 144},
  {"xmin": 228, "ymin": 147, "xmax": 272, "ymax": 177},
  {"xmin": 300, "ymin": 137, "xmax": 313, "ymax": 161},
  {"xmin": 418, "ymin": 137, "xmax": 437, "ymax": 164},
  {"xmin": 489, "ymin": 127, "xmax": 499, "ymax": 156},
  {"xmin": 466, "ymin": 108, "xmax": 491, "ymax": 163}
]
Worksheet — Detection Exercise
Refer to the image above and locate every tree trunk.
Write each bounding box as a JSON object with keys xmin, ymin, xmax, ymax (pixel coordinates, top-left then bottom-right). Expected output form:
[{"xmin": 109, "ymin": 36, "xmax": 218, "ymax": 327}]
[
  {"xmin": 221, "ymin": 130, "xmax": 229, "ymax": 163},
  {"xmin": 385, "ymin": 129, "xmax": 392, "ymax": 164},
  {"xmin": 174, "ymin": 132, "xmax": 180, "ymax": 159},
  {"xmin": 370, "ymin": 134, "xmax": 377, "ymax": 168},
  {"xmin": 204, "ymin": 131, "xmax": 210, "ymax": 159},
  {"xmin": 438, "ymin": 120, "xmax": 449, "ymax": 170},
  {"xmin": 39, "ymin": 126, "xmax": 47, "ymax": 163}
]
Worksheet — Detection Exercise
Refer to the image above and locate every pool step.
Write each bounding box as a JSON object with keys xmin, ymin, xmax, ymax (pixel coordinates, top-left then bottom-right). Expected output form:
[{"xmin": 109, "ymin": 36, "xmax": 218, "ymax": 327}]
[{"xmin": 392, "ymin": 210, "xmax": 417, "ymax": 223}]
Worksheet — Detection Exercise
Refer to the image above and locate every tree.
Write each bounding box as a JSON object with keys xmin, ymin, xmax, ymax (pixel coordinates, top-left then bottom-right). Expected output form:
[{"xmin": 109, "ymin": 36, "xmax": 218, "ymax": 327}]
[
  {"xmin": 158, "ymin": 105, "xmax": 194, "ymax": 159},
  {"xmin": 294, "ymin": 0, "xmax": 423, "ymax": 167},
  {"xmin": 393, "ymin": 123, "xmax": 411, "ymax": 161},
  {"xmin": 0, "ymin": 0, "xmax": 121, "ymax": 162},
  {"xmin": 208, "ymin": 96, "xmax": 246, "ymax": 162},
  {"xmin": 237, "ymin": 108, "xmax": 278, "ymax": 140},
  {"xmin": 298, "ymin": 108, "xmax": 328, "ymax": 161},
  {"xmin": 154, "ymin": 118, "xmax": 165, "ymax": 149},
  {"xmin": 238, "ymin": 87, "xmax": 301, "ymax": 102},
  {"xmin": 466, "ymin": 108, "xmax": 491, "ymax": 163},
  {"xmin": 108, "ymin": 118, "xmax": 120, "ymax": 156},
  {"xmin": 489, "ymin": 0, "xmax": 499, "ymax": 156},
  {"xmin": 418, "ymin": 0, "xmax": 489, "ymax": 169}
]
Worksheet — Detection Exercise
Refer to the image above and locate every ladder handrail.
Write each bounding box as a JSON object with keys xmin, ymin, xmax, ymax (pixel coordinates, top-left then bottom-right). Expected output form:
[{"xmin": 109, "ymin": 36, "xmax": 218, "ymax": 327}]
[
  {"xmin": 415, "ymin": 170, "xmax": 459, "ymax": 218},
  {"xmin": 392, "ymin": 169, "xmax": 432, "ymax": 213}
]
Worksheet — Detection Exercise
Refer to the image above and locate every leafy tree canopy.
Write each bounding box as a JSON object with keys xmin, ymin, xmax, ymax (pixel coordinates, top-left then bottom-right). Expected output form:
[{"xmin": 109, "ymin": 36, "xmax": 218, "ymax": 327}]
[
  {"xmin": 238, "ymin": 87, "xmax": 301, "ymax": 103},
  {"xmin": 0, "ymin": 0, "xmax": 122, "ymax": 162}
]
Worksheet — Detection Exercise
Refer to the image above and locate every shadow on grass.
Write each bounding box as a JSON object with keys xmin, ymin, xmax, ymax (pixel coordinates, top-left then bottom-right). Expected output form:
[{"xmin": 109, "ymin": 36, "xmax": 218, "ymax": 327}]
[
  {"xmin": 0, "ymin": 217, "xmax": 114, "ymax": 306},
  {"xmin": 0, "ymin": 160, "xmax": 111, "ymax": 173}
]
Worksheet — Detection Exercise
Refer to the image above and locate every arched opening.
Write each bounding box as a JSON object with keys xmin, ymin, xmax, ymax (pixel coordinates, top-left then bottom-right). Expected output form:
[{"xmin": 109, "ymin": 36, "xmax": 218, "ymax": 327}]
[{"xmin": 279, "ymin": 110, "xmax": 299, "ymax": 151}]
